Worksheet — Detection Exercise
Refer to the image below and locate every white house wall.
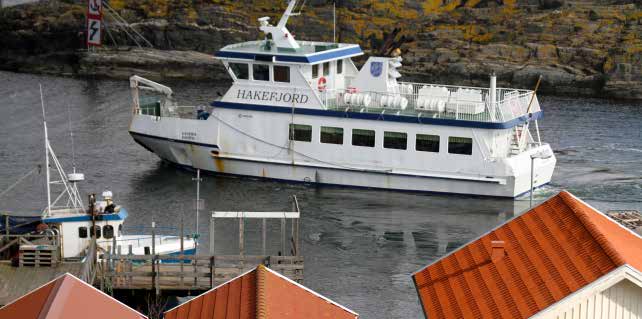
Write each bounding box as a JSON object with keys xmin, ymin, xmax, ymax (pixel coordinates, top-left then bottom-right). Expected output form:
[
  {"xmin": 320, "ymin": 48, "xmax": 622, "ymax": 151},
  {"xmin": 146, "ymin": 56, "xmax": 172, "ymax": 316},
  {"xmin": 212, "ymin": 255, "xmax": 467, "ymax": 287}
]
[{"xmin": 540, "ymin": 278, "xmax": 642, "ymax": 319}]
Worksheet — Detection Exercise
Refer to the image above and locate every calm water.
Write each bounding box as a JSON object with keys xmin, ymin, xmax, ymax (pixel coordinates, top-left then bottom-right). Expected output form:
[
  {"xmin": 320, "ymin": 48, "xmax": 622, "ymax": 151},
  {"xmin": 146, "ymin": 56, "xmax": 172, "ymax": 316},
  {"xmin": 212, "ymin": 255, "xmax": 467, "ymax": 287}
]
[{"xmin": 1, "ymin": 71, "xmax": 641, "ymax": 318}]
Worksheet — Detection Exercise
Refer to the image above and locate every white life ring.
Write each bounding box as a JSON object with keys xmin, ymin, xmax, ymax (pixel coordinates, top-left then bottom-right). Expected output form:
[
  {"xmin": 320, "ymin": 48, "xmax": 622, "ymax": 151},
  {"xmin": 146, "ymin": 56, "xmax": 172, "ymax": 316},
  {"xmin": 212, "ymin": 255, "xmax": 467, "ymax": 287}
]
[{"xmin": 318, "ymin": 77, "xmax": 327, "ymax": 91}]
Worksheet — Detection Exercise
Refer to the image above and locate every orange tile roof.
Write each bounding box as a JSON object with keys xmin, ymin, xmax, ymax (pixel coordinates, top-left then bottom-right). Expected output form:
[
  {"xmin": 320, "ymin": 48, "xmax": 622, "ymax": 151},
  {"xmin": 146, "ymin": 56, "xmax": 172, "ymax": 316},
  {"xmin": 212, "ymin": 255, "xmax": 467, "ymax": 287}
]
[
  {"xmin": 165, "ymin": 265, "xmax": 358, "ymax": 319},
  {"xmin": 0, "ymin": 273, "xmax": 147, "ymax": 319},
  {"xmin": 413, "ymin": 191, "xmax": 642, "ymax": 319}
]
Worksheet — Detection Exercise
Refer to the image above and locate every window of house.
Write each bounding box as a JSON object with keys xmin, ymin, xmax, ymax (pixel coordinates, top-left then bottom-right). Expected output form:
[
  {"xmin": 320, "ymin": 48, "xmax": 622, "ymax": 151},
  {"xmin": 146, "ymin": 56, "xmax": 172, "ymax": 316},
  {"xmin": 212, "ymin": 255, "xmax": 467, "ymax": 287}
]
[
  {"xmin": 352, "ymin": 129, "xmax": 375, "ymax": 147},
  {"xmin": 312, "ymin": 64, "xmax": 319, "ymax": 78},
  {"xmin": 448, "ymin": 137, "xmax": 473, "ymax": 155},
  {"xmin": 274, "ymin": 65, "xmax": 290, "ymax": 83},
  {"xmin": 253, "ymin": 64, "xmax": 270, "ymax": 81},
  {"xmin": 320, "ymin": 127, "xmax": 343, "ymax": 145},
  {"xmin": 289, "ymin": 124, "xmax": 312, "ymax": 142},
  {"xmin": 90, "ymin": 225, "xmax": 101, "ymax": 239},
  {"xmin": 384, "ymin": 132, "xmax": 407, "ymax": 150},
  {"xmin": 323, "ymin": 62, "xmax": 330, "ymax": 76},
  {"xmin": 337, "ymin": 60, "xmax": 343, "ymax": 74},
  {"xmin": 229, "ymin": 63, "xmax": 249, "ymax": 80},
  {"xmin": 78, "ymin": 227, "xmax": 88, "ymax": 239},
  {"xmin": 416, "ymin": 134, "xmax": 440, "ymax": 153},
  {"xmin": 103, "ymin": 225, "xmax": 114, "ymax": 239}
]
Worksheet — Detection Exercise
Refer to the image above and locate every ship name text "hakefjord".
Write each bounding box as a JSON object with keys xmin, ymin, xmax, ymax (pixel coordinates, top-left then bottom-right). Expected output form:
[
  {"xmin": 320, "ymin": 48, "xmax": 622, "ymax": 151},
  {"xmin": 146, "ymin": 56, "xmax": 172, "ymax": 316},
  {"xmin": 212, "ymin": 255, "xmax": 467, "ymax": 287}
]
[{"xmin": 236, "ymin": 89, "xmax": 309, "ymax": 104}]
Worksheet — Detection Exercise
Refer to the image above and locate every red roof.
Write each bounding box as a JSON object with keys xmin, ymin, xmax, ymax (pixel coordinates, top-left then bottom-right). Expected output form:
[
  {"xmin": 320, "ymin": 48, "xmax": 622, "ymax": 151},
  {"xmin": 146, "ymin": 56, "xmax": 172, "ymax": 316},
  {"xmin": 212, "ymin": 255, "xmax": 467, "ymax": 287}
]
[
  {"xmin": 165, "ymin": 265, "xmax": 358, "ymax": 319},
  {"xmin": 0, "ymin": 273, "xmax": 146, "ymax": 319},
  {"xmin": 413, "ymin": 191, "xmax": 642, "ymax": 319}
]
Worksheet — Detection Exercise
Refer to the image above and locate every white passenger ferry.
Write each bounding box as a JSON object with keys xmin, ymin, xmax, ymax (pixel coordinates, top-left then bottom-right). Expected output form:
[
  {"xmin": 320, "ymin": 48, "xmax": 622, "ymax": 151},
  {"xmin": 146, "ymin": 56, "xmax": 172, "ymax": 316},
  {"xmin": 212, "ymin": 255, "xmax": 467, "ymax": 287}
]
[{"xmin": 128, "ymin": 0, "xmax": 556, "ymax": 198}]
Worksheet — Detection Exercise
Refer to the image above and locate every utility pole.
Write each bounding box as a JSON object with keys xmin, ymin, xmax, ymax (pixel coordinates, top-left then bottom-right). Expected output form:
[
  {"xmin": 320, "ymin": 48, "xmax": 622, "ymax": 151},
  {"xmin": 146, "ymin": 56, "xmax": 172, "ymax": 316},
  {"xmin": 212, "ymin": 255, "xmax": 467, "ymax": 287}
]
[{"xmin": 192, "ymin": 169, "xmax": 203, "ymax": 251}]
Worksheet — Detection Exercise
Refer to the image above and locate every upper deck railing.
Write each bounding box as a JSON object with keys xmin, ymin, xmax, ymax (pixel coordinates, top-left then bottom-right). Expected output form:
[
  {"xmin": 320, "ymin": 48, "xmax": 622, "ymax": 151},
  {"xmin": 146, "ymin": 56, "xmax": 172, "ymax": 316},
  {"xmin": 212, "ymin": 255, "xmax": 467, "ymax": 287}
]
[{"xmin": 323, "ymin": 82, "xmax": 540, "ymax": 124}]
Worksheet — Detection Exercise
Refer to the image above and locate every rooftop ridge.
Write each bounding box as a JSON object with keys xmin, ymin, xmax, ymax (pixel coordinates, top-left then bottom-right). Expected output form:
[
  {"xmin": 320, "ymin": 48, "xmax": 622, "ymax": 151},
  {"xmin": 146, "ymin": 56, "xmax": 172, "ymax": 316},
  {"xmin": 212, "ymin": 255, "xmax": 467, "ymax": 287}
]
[{"xmin": 558, "ymin": 191, "xmax": 626, "ymax": 267}]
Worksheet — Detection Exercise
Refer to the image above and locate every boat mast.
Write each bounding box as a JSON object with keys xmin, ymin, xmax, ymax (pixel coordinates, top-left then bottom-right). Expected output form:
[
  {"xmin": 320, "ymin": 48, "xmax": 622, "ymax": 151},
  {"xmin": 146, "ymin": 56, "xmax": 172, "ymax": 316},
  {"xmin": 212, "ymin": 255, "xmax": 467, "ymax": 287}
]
[{"xmin": 40, "ymin": 84, "xmax": 52, "ymax": 216}]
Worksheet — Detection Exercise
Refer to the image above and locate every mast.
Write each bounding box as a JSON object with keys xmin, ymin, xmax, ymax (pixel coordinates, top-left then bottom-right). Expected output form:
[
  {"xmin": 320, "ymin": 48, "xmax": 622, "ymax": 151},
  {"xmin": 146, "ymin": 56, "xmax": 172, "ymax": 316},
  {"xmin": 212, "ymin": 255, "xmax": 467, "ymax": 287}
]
[{"xmin": 40, "ymin": 85, "xmax": 52, "ymax": 217}]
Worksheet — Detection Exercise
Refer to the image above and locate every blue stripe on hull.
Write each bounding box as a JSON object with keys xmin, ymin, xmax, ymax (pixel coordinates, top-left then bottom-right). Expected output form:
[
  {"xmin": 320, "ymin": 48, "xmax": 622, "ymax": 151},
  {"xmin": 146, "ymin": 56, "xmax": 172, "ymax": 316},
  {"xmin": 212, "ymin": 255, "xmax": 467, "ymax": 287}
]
[{"xmin": 211, "ymin": 101, "xmax": 543, "ymax": 130}]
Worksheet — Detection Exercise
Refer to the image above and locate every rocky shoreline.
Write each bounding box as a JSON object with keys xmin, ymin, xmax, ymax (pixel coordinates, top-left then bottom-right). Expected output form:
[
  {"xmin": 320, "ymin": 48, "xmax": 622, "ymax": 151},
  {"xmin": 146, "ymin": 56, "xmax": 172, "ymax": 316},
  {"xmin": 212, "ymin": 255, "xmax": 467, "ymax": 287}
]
[{"xmin": 0, "ymin": 1, "xmax": 640, "ymax": 99}]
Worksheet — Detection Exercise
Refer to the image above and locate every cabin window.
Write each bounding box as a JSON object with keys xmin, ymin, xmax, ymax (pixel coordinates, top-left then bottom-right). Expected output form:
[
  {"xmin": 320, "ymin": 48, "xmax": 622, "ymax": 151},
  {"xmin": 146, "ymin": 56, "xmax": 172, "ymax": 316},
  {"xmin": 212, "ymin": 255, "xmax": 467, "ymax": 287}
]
[
  {"xmin": 229, "ymin": 63, "xmax": 249, "ymax": 80},
  {"xmin": 103, "ymin": 225, "xmax": 114, "ymax": 239},
  {"xmin": 323, "ymin": 62, "xmax": 330, "ymax": 76},
  {"xmin": 416, "ymin": 134, "xmax": 440, "ymax": 153},
  {"xmin": 289, "ymin": 124, "xmax": 312, "ymax": 142},
  {"xmin": 118, "ymin": 224, "xmax": 123, "ymax": 236},
  {"xmin": 78, "ymin": 227, "xmax": 88, "ymax": 239},
  {"xmin": 384, "ymin": 132, "xmax": 407, "ymax": 150},
  {"xmin": 337, "ymin": 60, "xmax": 343, "ymax": 74},
  {"xmin": 352, "ymin": 129, "xmax": 375, "ymax": 147},
  {"xmin": 90, "ymin": 225, "xmax": 101, "ymax": 239},
  {"xmin": 312, "ymin": 64, "xmax": 319, "ymax": 78},
  {"xmin": 253, "ymin": 64, "xmax": 270, "ymax": 81},
  {"xmin": 320, "ymin": 126, "xmax": 343, "ymax": 145},
  {"xmin": 448, "ymin": 137, "xmax": 473, "ymax": 155},
  {"xmin": 274, "ymin": 65, "xmax": 290, "ymax": 83}
]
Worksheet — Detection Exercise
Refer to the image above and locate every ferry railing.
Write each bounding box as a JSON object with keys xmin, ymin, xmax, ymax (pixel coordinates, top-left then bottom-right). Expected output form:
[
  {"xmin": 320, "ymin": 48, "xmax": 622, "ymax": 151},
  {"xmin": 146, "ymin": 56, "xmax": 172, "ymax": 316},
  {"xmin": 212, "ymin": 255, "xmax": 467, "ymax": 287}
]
[{"xmin": 322, "ymin": 82, "xmax": 539, "ymax": 124}]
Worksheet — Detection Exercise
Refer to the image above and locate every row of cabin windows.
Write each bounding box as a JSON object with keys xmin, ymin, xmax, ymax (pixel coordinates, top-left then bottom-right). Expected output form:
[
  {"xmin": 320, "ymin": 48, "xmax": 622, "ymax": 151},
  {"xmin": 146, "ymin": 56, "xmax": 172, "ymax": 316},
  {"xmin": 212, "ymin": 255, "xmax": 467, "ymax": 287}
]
[
  {"xmin": 78, "ymin": 224, "xmax": 122, "ymax": 239},
  {"xmin": 229, "ymin": 63, "xmax": 290, "ymax": 83},
  {"xmin": 312, "ymin": 60, "xmax": 343, "ymax": 79},
  {"xmin": 289, "ymin": 124, "xmax": 473, "ymax": 155}
]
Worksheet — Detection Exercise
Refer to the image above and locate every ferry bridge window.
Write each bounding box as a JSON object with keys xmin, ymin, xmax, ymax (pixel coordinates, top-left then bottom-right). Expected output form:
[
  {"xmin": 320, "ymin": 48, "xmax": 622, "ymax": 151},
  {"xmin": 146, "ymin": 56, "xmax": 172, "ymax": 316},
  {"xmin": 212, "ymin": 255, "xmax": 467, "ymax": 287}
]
[
  {"xmin": 416, "ymin": 134, "xmax": 440, "ymax": 153},
  {"xmin": 337, "ymin": 60, "xmax": 343, "ymax": 74},
  {"xmin": 384, "ymin": 131, "xmax": 407, "ymax": 150},
  {"xmin": 448, "ymin": 137, "xmax": 473, "ymax": 155},
  {"xmin": 352, "ymin": 129, "xmax": 375, "ymax": 147},
  {"xmin": 229, "ymin": 63, "xmax": 249, "ymax": 80},
  {"xmin": 90, "ymin": 225, "xmax": 101, "ymax": 239},
  {"xmin": 289, "ymin": 124, "xmax": 312, "ymax": 142},
  {"xmin": 274, "ymin": 65, "xmax": 290, "ymax": 83},
  {"xmin": 103, "ymin": 225, "xmax": 114, "ymax": 239},
  {"xmin": 253, "ymin": 64, "xmax": 270, "ymax": 81},
  {"xmin": 78, "ymin": 227, "xmax": 87, "ymax": 239},
  {"xmin": 312, "ymin": 64, "xmax": 319, "ymax": 78},
  {"xmin": 320, "ymin": 126, "xmax": 343, "ymax": 145},
  {"xmin": 323, "ymin": 62, "xmax": 330, "ymax": 76}
]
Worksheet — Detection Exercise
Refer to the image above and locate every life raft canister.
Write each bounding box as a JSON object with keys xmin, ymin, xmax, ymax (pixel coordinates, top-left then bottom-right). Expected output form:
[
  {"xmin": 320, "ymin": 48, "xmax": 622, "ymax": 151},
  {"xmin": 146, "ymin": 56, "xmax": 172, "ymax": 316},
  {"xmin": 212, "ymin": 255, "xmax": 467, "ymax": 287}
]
[{"xmin": 318, "ymin": 77, "xmax": 327, "ymax": 91}]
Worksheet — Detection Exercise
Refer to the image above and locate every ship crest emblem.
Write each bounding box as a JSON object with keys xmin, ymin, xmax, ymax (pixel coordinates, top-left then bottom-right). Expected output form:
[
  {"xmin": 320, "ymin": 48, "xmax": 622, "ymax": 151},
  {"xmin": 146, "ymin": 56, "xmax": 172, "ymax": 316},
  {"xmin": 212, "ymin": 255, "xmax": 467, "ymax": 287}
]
[{"xmin": 370, "ymin": 62, "xmax": 383, "ymax": 77}]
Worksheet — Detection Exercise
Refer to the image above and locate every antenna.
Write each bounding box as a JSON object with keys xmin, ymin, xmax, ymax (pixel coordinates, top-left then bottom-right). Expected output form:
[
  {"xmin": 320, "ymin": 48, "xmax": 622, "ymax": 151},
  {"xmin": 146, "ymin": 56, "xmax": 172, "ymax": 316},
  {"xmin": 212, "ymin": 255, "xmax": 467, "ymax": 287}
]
[
  {"xmin": 333, "ymin": 1, "xmax": 336, "ymax": 43},
  {"xmin": 67, "ymin": 104, "xmax": 77, "ymax": 173},
  {"xmin": 40, "ymin": 84, "xmax": 52, "ymax": 216}
]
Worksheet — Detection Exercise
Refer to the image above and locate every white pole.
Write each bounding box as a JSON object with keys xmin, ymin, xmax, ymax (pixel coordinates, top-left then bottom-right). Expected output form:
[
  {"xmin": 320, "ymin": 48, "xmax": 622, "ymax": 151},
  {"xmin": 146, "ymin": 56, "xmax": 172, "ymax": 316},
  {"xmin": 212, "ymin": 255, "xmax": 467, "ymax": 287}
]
[
  {"xmin": 193, "ymin": 169, "xmax": 201, "ymax": 251},
  {"xmin": 530, "ymin": 157, "xmax": 535, "ymax": 208},
  {"xmin": 40, "ymin": 85, "xmax": 52, "ymax": 216},
  {"xmin": 489, "ymin": 73, "xmax": 497, "ymax": 120}
]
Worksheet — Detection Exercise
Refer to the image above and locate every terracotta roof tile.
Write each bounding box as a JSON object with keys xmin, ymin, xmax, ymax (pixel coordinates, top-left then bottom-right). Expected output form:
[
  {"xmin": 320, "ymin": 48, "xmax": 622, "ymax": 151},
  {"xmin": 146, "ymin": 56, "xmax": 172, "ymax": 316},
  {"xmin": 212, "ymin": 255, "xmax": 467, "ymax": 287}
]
[
  {"xmin": 0, "ymin": 273, "xmax": 146, "ymax": 319},
  {"xmin": 165, "ymin": 266, "xmax": 358, "ymax": 319},
  {"xmin": 413, "ymin": 191, "xmax": 642, "ymax": 319}
]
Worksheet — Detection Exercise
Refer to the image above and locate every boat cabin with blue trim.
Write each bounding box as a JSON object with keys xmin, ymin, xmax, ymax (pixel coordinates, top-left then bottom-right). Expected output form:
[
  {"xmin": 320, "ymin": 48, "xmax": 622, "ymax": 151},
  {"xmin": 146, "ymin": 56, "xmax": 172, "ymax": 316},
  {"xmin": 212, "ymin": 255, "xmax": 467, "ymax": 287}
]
[{"xmin": 127, "ymin": 0, "xmax": 556, "ymax": 198}]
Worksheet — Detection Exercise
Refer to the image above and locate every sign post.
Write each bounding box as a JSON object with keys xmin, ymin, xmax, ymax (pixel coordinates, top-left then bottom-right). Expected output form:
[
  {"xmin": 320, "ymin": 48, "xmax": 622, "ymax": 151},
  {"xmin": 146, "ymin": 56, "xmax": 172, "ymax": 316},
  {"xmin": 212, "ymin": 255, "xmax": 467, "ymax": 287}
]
[{"xmin": 86, "ymin": 0, "xmax": 103, "ymax": 48}]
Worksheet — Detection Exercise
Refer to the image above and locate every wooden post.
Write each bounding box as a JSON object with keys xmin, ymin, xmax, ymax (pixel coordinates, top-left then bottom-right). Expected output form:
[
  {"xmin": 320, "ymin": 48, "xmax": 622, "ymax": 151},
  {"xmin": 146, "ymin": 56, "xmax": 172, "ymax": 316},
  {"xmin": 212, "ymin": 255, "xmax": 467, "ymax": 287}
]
[
  {"xmin": 210, "ymin": 256, "xmax": 215, "ymax": 288},
  {"xmin": 209, "ymin": 217, "xmax": 215, "ymax": 255},
  {"xmin": 281, "ymin": 217, "xmax": 286, "ymax": 257},
  {"xmin": 180, "ymin": 212, "xmax": 184, "ymax": 288},
  {"xmin": 128, "ymin": 245, "xmax": 133, "ymax": 285},
  {"xmin": 261, "ymin": 218, "xmax": 266, "ymax": 256},
  {"xmin": 239, "ymin": 214, "xmax": 245, "ymax": 272},
  {"xmin": 4, "ymin": 215, "xmax": 9, "ymax": 236},
  {"xmin": 151, "ymin": 221, "xmax": 156, "ymax": 255}
]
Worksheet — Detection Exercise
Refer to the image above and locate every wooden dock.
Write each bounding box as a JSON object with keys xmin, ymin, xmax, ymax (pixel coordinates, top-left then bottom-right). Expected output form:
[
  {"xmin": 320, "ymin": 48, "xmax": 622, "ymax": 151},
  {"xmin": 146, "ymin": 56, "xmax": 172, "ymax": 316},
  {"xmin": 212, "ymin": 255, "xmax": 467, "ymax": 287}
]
[
  {"xmin": 0, "ymin": 261, "xmax": 84, "ymax": 306},
  {"xmin": 99, "ymin": 254, "xmax": 303, "ymax": 295}
]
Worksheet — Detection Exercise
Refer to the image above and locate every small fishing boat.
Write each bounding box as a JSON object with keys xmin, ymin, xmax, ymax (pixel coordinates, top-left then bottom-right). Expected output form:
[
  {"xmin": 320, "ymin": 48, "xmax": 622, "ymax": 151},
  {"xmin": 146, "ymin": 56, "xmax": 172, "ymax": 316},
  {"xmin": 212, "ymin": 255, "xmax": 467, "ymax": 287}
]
[
  {"xmin": 0, "ymin": 87, "xmax": 195, "ymax": 262},
  {"xmin": 127, "ymin": 0, "xmax": 556, "ymax": 198}
]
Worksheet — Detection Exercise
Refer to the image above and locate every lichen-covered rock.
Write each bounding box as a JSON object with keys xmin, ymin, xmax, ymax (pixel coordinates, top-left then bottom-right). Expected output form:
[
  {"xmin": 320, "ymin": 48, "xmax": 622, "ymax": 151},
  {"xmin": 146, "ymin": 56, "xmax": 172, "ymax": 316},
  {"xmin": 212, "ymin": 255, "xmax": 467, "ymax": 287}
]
[{"xmin": 0, "ymin": 0, "xmax": 640, "ymax": 99}]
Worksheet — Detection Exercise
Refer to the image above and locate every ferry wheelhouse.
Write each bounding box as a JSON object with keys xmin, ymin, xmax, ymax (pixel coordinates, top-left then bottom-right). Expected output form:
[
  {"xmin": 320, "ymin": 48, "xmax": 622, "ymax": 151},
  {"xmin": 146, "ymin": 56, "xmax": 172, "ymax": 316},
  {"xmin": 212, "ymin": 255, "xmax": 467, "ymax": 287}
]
[{"xmin": 128, "ymin": 0, "xmax": 556, "ymax": 198}]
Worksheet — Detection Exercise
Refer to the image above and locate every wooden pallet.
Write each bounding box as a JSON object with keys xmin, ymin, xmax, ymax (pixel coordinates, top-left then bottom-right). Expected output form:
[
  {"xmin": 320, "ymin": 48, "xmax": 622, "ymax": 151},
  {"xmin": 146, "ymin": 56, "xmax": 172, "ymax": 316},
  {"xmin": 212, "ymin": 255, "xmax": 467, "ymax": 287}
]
[{"xmin": 19, "ymin": 245, "xmax": 58, "ymax": 267}]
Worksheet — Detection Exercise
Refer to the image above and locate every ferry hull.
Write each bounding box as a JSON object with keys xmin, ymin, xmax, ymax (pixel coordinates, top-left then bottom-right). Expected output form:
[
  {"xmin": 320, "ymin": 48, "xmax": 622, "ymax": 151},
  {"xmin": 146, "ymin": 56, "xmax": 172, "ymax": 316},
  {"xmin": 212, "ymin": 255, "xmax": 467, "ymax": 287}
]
[{"xmin": 129, "ymin": 120, "xmax": 555, "ymax": 198}]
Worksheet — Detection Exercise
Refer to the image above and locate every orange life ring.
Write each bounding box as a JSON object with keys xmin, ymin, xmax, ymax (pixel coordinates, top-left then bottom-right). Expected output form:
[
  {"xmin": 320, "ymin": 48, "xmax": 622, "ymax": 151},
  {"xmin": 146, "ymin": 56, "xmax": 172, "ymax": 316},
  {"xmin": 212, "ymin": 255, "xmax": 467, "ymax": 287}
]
[{"xmin": 318, "ymin": 77, "xmax": 327, "ymax": 91}]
